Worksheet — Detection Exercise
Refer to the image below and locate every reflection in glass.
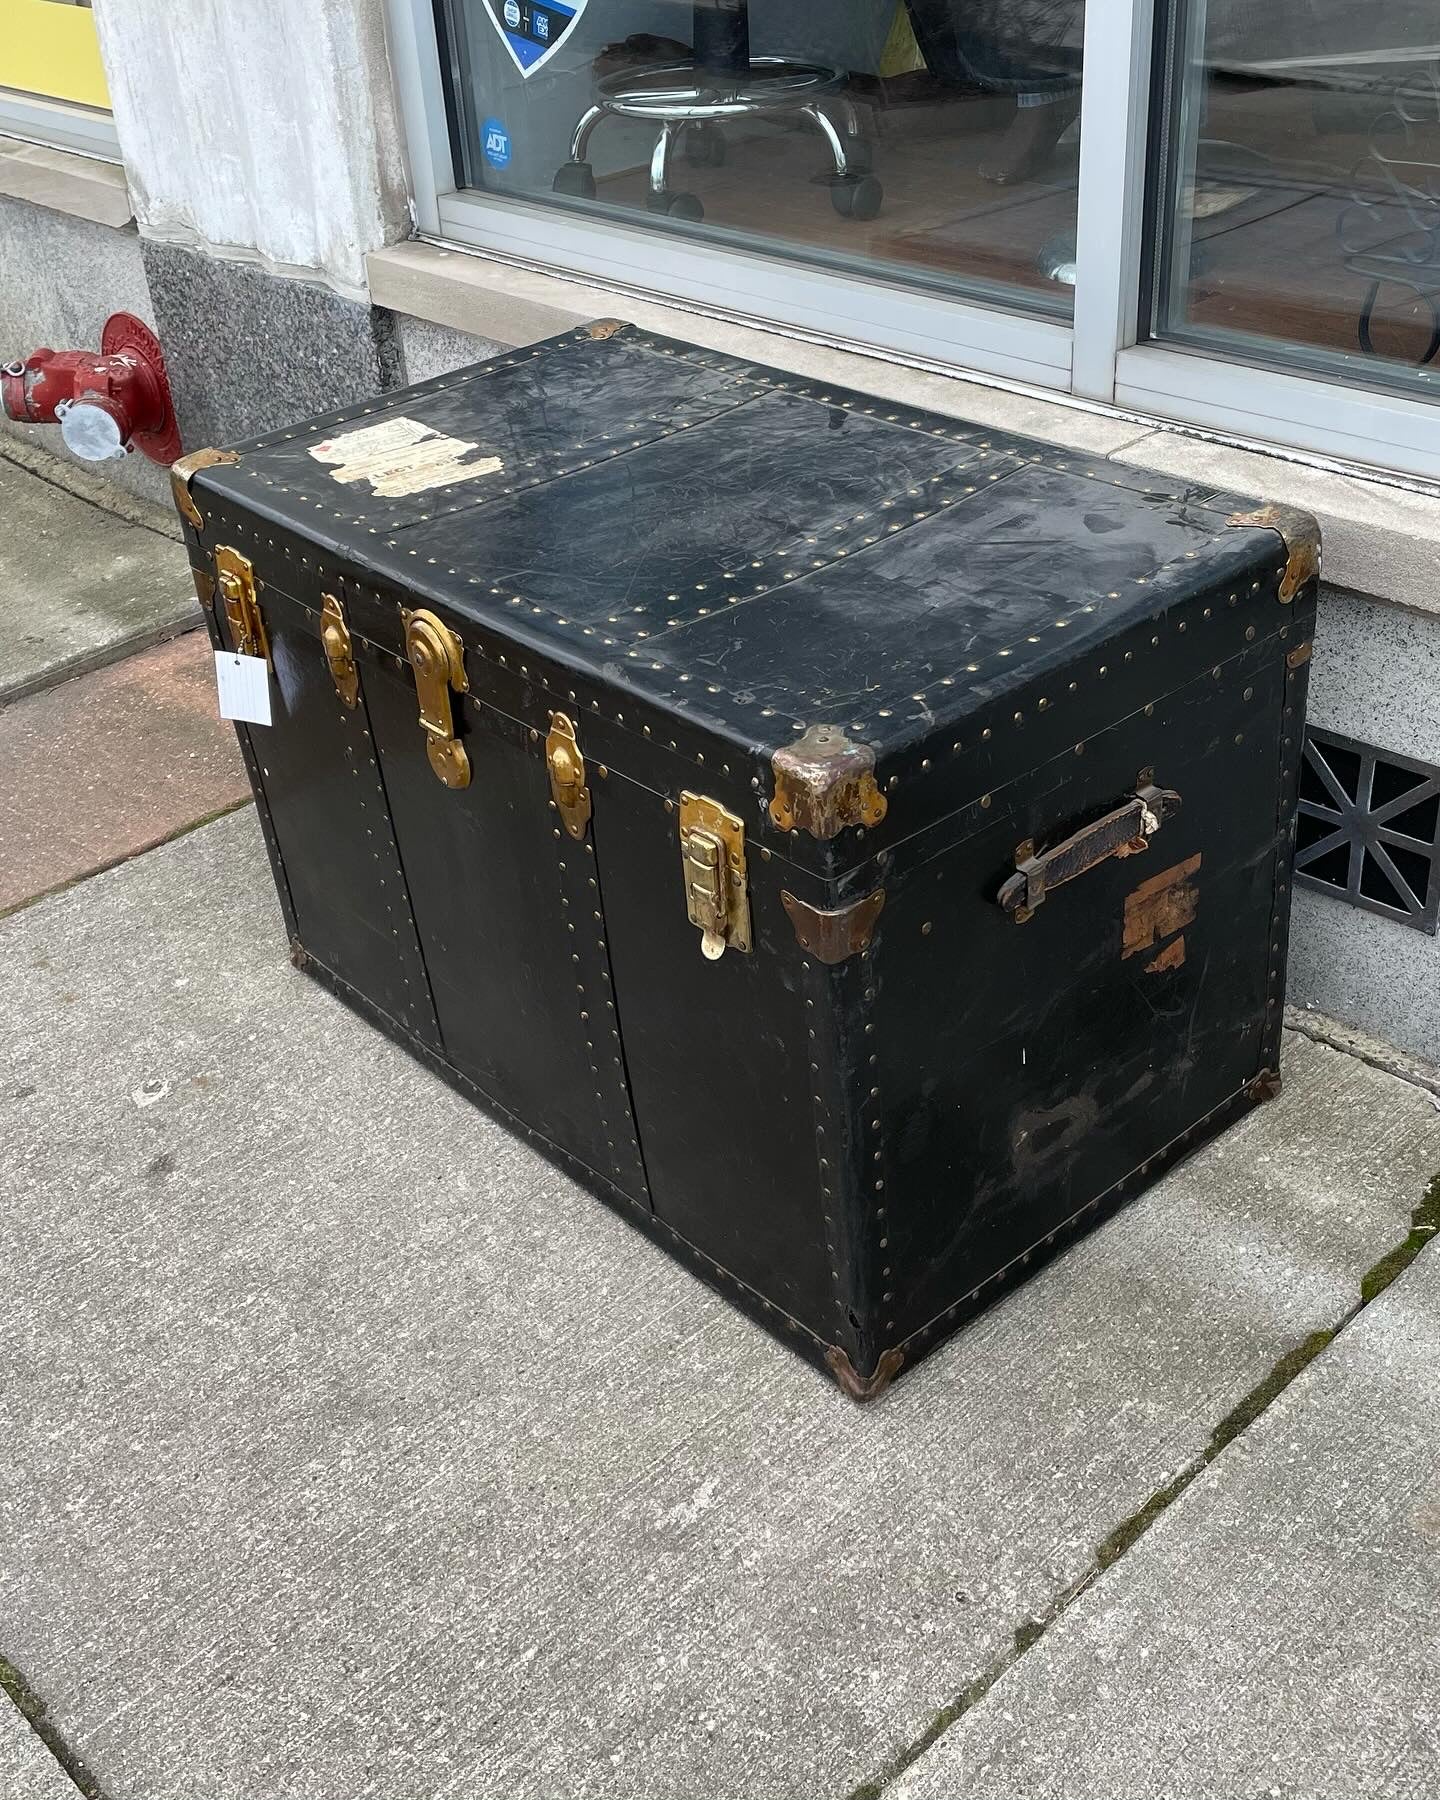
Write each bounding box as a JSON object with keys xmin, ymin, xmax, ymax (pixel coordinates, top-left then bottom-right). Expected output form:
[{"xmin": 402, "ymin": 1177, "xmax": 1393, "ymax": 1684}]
[
  {"xmin": 439, "ymin": 0, "xmax": 1086, "ymax": 315},
  {"xmin": 1154, "ymin": 0, "xmax": 1440, "ymax": 397}
]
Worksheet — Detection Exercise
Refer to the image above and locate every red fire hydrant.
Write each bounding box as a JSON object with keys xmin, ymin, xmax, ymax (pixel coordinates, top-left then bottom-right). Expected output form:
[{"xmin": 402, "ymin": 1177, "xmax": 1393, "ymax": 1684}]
[{"xmin": 2, "ymin": 312, "xmax": 181, "ymax": 465}]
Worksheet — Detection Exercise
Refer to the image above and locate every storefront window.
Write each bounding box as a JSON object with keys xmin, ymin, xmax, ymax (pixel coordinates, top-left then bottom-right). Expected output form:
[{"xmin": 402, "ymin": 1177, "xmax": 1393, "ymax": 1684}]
[
  {"xmin": 1151, "ymin": 0, "xmax": 1440, "ymax": 400},
  {"xmin": 0, "ymin": 0, "xmax": 111, "ymax": 114},
  {"xmin": 436, "ymin": 0, "xmax": 1087, "ymax": 317}
]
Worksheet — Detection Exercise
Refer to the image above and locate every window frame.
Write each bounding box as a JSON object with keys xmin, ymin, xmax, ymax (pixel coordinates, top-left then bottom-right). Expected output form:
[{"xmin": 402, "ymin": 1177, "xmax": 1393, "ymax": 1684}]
[
  {"xmin": 383, "ymin": 0, "xmax": 1440, "ymax": 483},
  {"xmin": 0, "ymin": 91, "xmax": 120, "ymax": 162},
  {"xmin": 0, "ymin": 0, "xmax": 120, "ymax": 162}
]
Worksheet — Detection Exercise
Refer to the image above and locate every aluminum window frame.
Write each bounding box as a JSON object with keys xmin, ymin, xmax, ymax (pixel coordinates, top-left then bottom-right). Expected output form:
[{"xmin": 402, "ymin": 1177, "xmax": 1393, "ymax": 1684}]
[
  {"xmin": 383, "ymin": 0, "xmax": 1440, "ymax": 481},
  {"xmin": 0, "ymin": 90, "xmax": 120, "ymax": 162}
]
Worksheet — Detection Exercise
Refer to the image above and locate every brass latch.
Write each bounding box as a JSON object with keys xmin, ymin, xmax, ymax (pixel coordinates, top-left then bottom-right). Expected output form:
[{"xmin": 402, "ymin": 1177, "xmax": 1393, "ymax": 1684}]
[
  {"xmin": 215, "ymin": 545, "xmax": 267, "ymax": 662},
  {"xmin": 320, "ymin": 593, "xmax": 359, "ymax": 709},
  {"xmin": 678, "ymin": 792, "xmax": 751, "ymax": 960},
  {"xmin": 403, "ymin": 607, "xmax": 470, "ymax": 789},
  {"xmin": 546, "ymin": 712, "xmax": 591, "ymax": 839}
]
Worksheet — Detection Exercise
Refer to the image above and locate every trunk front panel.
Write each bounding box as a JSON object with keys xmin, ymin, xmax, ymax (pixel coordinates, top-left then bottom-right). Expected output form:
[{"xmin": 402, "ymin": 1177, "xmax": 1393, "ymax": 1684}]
[
  {"xmin": 594, "ymin": 773, "xmax": 837, "ymax": 1339},
  {"xmin": 220, "ymin": 597, "xmax": 439, "ymax": 1047},
  {"xmin": 361, "ymin": 662, "xmax": 649, "ymax": 1208}
]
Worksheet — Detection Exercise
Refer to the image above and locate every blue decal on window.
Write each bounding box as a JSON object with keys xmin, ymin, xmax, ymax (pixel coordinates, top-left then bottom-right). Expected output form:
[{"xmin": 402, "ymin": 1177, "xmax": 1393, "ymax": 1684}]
[
  {"xmin": 482, "ymin": 118, "xmax": 512, "ymax": 169},
  {"xmin": 485, "ymin": 0, "xmax": 581, "ymax": 78}
]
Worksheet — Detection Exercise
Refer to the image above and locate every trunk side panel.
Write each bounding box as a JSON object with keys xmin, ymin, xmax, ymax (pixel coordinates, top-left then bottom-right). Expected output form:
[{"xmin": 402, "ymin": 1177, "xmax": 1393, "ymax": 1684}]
[{"xmin": 873, "ymin": 640, "xmax": 1287, "ymax": 1348}]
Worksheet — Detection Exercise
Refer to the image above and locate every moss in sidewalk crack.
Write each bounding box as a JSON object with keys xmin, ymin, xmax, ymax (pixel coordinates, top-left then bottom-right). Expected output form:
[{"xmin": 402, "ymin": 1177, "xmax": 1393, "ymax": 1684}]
[
  {"xmin": 1207, "ymin": 1328, "xmax": 1339, "ymax": 1457},
  {"xmin": 1099, "ymin": 1166, "xmax": 1440, "ymax": 1579},
  {"xmin": 847, "ymin": 1167, "xmax": 1440, "ymax": 1798},
  {"xmin": 845, "ymin": 1667, "xmax": 1009, "ymax": 1800},
  {"xmin": 1360, "ymin": 1171, "xmax": 1440, "ymax": 1305},
  {"xmin": 1095, "ymin": 1467, "xmax": 1196, "ymax": 1572},
  {"xmin": 0, "ymin": 1653, "xmax": 106, "ymax": 1799}
]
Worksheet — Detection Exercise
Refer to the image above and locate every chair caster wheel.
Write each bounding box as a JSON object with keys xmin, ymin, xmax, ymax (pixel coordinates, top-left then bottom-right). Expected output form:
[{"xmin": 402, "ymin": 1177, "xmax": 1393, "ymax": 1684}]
[
  {"xmin": 553, "ymin": 161, "xmax": 597, "ymax": 199},
  {"xmin": 648, "ymin": 190, "xmax": 704, "ymax": 221},
  {"xmin": 831, "ymin": 174, "xmax": 883, "ymax": 221},
  {"xmin": 684, "ymin": 124, "xmax": 726, "ymax": 168}
]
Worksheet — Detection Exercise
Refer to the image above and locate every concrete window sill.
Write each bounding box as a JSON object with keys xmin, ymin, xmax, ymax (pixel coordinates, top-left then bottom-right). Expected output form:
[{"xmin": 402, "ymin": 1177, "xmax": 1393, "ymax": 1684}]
[
  {"xmin": 0, "ymin": 135, "xmax": 132, "ymax": 230},
  {"xmin": 369, "ymin": 239, "xmax": 1440, "ymax": 625}
]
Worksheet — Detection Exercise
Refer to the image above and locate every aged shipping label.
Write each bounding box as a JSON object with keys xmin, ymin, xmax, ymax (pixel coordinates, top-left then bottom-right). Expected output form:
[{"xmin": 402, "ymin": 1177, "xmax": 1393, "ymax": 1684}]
[{"xmin": 309, "ymin": 416, "xmax": 502, "ymax": 498}]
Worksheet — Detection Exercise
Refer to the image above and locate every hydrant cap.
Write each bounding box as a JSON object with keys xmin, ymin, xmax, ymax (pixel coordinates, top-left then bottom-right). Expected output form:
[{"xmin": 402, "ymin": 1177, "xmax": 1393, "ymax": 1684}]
[{"xmin": 59, "ymin": 400, "xmax": 129, "ymax": 462}]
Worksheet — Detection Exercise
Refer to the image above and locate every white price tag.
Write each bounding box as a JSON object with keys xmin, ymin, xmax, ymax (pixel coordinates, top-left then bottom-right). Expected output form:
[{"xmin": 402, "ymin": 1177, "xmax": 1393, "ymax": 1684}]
[{"xmin": 214, "ymin": 650, "xmax": 272, "ymax": 726}]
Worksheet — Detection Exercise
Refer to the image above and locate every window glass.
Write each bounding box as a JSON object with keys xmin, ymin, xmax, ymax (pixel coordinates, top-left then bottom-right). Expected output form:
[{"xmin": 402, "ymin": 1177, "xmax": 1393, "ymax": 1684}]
[
  {"xmin": 1151, "ymin": 0, "xmax": 1440, "ymax": 400},
  {"xmin": 437, "ymin": 0, "xmax": 1086, "ymax": 317},
  {"xmin": 0, "ymin": 0, "xmax": 111, "ymax": 113}
]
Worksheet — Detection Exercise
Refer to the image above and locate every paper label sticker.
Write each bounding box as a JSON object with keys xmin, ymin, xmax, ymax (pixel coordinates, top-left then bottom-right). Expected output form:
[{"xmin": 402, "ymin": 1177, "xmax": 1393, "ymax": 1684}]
[
  {"xmin": 309, "ymin": 416, "xmax": 503, "ymax": 499},
  {"xmin": 481, "ymin": 0, "xmax": 582, "ymax": 77},
  {"xmin": 214, "ymin": 651, "xmax": 272, "ymax": 726}
]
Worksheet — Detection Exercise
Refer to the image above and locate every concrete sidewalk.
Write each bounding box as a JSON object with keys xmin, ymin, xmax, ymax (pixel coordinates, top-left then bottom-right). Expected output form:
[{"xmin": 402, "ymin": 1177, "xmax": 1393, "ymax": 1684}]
[
  {"xmin": 2, "ymin": 805, "xmax": 1439, "ymax": 1799},
  {"xmin": 894, "ymin": 1227, "xmax": 1440, "ymax": 1799},
  {"xmin": 0, "ymin": 450, "xmax": 196, "ymax": 704}
]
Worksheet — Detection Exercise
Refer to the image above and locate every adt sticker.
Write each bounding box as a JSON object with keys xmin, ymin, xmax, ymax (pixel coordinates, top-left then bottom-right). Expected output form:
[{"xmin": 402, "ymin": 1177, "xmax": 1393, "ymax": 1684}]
[
  {"xmin": 483, "ymin": 0, "xmax": 583, "ymax": 77},
  {"xmin": 482, "ymin": 118, "xmax": 512, "ymax": 169}
]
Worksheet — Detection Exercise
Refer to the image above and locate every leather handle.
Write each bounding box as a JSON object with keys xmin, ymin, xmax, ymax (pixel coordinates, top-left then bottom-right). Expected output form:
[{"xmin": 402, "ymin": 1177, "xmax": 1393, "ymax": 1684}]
[{"xmin": 997, "ymin": 777, "xmax": 1182, "ymax": 922}]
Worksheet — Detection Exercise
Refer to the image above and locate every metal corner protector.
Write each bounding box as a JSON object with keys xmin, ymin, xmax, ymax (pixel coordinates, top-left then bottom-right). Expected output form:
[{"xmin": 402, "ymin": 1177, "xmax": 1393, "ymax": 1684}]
[
  {"xmin": 770, "ymin": 725, "xmax": 888, "ymax": 840},
  {"xmin": 825, "ymin": 1344, "xmax": 905, "ymax": 1403},
  {"xmin": 171, "ymin": 447, "xmax": 240, "ymax": 531},
  {"xmin": 1227, "ymin": 503, "xmax": 1321, "ymax": 604},
  {"xmin": 781, "ymin": 888, "xmax": 885, "ymax": 963}
]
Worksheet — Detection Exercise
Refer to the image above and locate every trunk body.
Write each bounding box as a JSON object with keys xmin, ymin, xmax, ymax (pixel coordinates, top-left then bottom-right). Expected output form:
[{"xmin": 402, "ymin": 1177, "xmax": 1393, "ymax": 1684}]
[{"xmin": 175, "ymin": 322, "xmax": 1317, "ymax": 1398}]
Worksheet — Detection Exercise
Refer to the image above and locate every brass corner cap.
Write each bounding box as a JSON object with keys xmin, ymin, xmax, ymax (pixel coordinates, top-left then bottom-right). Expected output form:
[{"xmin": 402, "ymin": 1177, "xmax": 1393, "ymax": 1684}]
[
  {"xmin": 584, "ymin": 318, "xmax": 628, "ymax": 340},
  {"xmin": 170, "ymin": 446, "xmax": 239, "ymax": 530},
  {"xmin": 825, "ymin": 1344, "xmax": 904, "ymax": 1403},
  {"xmin": 1227, "ymin": 503, "xmax": 1321, "ymax": 603},
  {"xmin": 770, "ymin": 725, "xmax": 888, "ymax": 840}
]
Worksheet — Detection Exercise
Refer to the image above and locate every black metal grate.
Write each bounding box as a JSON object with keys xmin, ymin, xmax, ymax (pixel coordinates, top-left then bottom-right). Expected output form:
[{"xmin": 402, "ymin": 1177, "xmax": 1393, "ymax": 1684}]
[{"xmin": 1296, "ymin": 727, "xmax": 1440, "ymax": 935}]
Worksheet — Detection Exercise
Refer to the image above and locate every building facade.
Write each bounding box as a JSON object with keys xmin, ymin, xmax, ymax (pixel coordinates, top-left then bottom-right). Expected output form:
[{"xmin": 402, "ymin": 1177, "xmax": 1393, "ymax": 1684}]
[{"xmin": 3, "ymin": 0, "xmax": 1438, "ymax": 1061}]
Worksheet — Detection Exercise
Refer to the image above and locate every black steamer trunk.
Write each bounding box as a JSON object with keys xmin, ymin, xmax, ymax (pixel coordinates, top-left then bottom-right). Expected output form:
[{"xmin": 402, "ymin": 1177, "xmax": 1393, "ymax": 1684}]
[{"xmin": 173, "ymin": 321, "xmax": 1318, "ymax": 1400}]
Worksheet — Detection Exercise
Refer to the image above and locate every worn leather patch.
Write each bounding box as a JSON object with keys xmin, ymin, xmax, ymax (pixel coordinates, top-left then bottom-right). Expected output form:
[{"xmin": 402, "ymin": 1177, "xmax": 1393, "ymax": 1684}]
[
  {"xmin": 1123, "ymin": 853, "xmax": 1201, "ymax": 960},
  {"xmin": 1145, "ymin": 933, "xmax": 1188, "ymax": 974}
]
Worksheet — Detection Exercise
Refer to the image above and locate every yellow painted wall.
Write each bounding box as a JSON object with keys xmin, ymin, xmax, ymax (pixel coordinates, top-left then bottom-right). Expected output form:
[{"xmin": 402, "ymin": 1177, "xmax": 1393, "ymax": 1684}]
[{"xmin": 0, "ymin": 1, "xmax": 112, "ymax": 112}]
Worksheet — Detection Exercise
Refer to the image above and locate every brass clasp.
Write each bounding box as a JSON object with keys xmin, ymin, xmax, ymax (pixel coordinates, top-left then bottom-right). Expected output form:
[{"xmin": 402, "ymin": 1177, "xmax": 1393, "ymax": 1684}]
[
  {"xmin": 546, "ymin": 712, "xmax": 591, "ymax": 839},
  {"xmin": 320, "ymin": 593, "xmax": 359, "ymax": 709},
  {"xmin": 215, "ymin": 545, "xmax": 267, "ymax": 663},
  {"xmin": 678, "ymin": 792, "xmax": 751, "ymax": 960},
  {"xmin": 402, "ymin": 607, "xmax": 470, "ymax": 789}
]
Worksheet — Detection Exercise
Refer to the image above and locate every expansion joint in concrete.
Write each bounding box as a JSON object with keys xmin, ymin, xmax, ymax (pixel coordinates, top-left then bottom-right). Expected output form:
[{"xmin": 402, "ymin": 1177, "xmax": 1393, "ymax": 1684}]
[
  {"xmin": 846, "ymin": 1165, "xmax": 1440, "ymax": 1800},
  {"xmin": 0, "ymin": 797, "xmax": 254, "ymax": 923},
  {"xmin": 0, "ymin": 1656, "xmax": 112, "ymax": 1800}
]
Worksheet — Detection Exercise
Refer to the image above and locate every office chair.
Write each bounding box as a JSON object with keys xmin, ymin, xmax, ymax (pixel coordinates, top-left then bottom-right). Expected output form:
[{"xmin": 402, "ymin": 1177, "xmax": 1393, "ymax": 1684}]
[{"xmin": 553, "ymin": 0, "xmax": 883, "ymax": 222}]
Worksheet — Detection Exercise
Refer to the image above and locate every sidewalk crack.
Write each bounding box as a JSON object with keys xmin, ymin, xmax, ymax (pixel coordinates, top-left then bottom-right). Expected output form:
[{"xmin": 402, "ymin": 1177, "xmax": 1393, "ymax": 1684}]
[
  {"xmin": 847, "ymin": 1168, "xmax": 1440, "ymax": 1800},
  {"xmin": 0, "ymin": 798, "xmax": 253, "ymax": 923},
  {"xmin": 1, "ymin": 1655, "xmax": 113, "ymax": 1800}
]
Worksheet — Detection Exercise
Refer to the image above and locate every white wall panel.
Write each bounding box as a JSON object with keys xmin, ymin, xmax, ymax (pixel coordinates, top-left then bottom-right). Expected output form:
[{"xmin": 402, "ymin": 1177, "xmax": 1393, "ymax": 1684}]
[{"xmin": 92, "ymin": 0, "xmax": 411, "ymax": 296}]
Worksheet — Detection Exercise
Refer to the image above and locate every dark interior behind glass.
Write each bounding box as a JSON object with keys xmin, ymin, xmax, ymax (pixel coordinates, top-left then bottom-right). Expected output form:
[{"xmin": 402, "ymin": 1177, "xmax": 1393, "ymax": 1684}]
[
  {"xmin": 435, "ymin": 0, "xmax": 1087, "ymax": 317},
  {"xmin": 1149, "ymin": 0, "xmax": 1440, "ymax": 400}
]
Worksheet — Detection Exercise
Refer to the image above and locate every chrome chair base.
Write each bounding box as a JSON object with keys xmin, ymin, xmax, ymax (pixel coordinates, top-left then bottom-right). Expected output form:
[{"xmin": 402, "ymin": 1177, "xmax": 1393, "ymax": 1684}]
[{"xmin": 553, "ymin": 58, "xmax": 883, "ymax": 223}]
